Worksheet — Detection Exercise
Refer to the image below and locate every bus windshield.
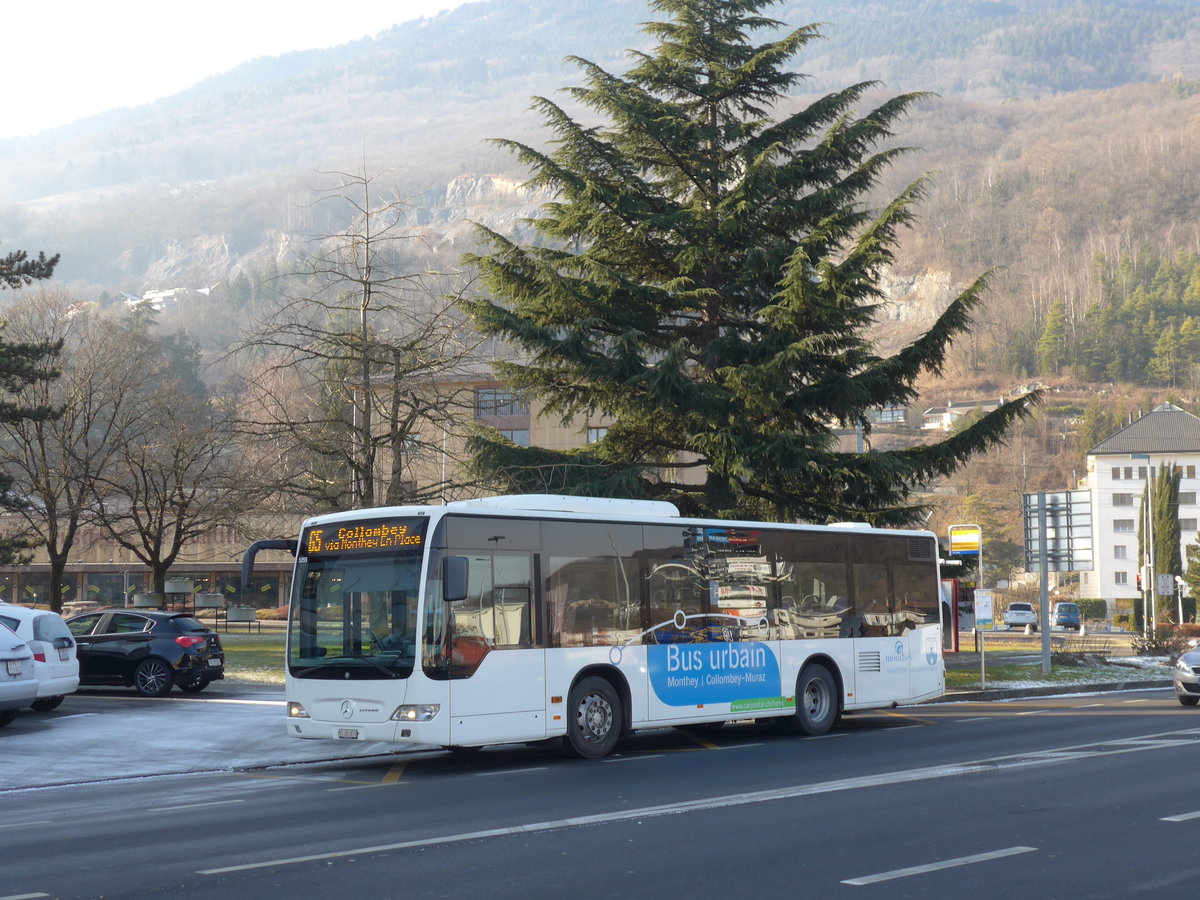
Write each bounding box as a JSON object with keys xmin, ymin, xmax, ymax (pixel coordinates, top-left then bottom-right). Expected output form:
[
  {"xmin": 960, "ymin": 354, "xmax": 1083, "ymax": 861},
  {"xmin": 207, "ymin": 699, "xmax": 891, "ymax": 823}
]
[{"xmin": 288, "ymin": 516, "xmax": 429, "ymax": 680}]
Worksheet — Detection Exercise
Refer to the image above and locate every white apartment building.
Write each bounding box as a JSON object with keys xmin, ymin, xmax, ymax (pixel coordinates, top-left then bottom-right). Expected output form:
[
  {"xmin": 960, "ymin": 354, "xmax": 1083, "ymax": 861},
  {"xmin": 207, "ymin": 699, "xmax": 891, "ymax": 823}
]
[{"xmin": 1081, "ymin": 403, "xmax": 1200, "ymax": 608}]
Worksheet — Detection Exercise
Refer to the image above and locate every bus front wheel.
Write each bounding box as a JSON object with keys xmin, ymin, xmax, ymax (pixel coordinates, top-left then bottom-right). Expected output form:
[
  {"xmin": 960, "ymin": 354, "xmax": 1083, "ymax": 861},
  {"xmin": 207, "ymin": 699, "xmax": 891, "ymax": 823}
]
[
  {"xmin": 773, "ymin": 663, "xmax": 838, "ymax": 736},
  {"xmin": 564, "ymin": 676, "xmax": 621, "ymax": 758}
]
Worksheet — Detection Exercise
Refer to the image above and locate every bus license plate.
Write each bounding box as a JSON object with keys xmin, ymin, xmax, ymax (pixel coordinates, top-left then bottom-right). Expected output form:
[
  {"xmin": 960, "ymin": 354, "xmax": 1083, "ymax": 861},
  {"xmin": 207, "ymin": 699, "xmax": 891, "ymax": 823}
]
[{"xmin": 338, "ymin": 728, "xmax": 359, "ymax": 740}]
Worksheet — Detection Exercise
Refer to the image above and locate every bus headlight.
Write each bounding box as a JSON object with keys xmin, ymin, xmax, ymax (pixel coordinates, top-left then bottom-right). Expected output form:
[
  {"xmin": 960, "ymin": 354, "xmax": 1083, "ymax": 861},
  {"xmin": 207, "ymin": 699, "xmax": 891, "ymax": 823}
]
[
  {"xmin": 287, "ymin": 701, "xmax": 310, "ymax": 718},
  {"xmin": 391, "ymin": 704, "xmax": 440, "ymax": 722}
]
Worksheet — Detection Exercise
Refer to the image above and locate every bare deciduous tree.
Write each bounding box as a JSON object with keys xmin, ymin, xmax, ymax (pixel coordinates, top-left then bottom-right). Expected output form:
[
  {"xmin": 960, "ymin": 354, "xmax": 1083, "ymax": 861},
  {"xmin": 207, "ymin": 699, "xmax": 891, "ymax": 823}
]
[
  {"xmin": 0, "ymin": 290, "xmax": 163, "ymax": 609},
  {"xmin": 231, "ymin": 168, "xmax": 485, "ymax": 510}
]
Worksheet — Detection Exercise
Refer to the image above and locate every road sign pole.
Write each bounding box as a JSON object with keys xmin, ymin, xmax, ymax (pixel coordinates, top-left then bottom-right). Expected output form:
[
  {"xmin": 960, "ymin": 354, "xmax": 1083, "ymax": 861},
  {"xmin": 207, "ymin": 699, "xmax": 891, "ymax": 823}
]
[{"xmin": 1039, "ymin": 492, "xmax": 1051, "ymax": 674}]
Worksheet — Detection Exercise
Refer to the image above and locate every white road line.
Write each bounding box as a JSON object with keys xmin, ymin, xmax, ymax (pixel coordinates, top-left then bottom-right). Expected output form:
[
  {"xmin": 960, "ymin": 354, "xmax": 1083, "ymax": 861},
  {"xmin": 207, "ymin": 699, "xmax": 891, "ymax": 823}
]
[
  {"xmin": 0, "ymin": 893, "xmax": 51, "ymax": 899},
  {"xmin": 1162, "ymin": 809, "xmax": 1200, "ymax": 822},
  {"xmin": 953, "ymin": 718, "xmax": 990, "ymax": 724},
  {"xmin": 842, "ymin": 846, "xmax": 1037, "ymax": 885},
  {"xmin": 148, "ymin": 799, "xmax": 246, "ymax": 813},
  {"xmin": 0, "ymin": 820, "xmax": 51, "ymax": 830},
  {"xmin": 1015, "ymin": 709, "xmax": 1049, "ymax": 716},
  {"xmin": 1072, "ymin": 703, "xmax": 1105, "ymax": 709},
  {"xmin": 473, "ymin": 767, "xmax": 549, "ymax": 777},
  {"xmin": 604, "ymin": 754, "xmax": 666, "ymax": 763}
]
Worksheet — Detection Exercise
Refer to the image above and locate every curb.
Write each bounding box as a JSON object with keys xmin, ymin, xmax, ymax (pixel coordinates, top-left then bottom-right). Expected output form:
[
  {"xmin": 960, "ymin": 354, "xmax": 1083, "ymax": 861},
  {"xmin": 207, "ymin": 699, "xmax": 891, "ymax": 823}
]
[{"xmin": 928, "ymin": 679, "xmax": 1174, "ymax": 703}]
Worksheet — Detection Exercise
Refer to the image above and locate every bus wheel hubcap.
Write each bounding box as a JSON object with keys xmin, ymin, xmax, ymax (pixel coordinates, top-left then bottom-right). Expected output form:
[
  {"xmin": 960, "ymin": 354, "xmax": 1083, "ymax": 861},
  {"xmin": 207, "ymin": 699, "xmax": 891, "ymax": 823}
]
[{"xmin": 578, "ymin": 693, "xmax": 612, "ymax": 741}]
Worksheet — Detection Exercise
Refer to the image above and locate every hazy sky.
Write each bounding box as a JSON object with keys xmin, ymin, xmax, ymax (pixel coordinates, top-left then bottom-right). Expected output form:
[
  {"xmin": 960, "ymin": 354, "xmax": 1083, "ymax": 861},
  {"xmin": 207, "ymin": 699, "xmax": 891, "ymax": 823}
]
[{"xmin": 2, "ymin": 1, "xmax": 470, "ymax": 139}]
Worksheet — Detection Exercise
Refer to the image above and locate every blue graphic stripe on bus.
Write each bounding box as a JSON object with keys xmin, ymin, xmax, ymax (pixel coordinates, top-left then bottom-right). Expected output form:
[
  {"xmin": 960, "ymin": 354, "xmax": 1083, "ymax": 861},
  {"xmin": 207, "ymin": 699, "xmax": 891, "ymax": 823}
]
[{"xmin": 647, "ymin": 641, "xmax": 782, "ymax": 706}]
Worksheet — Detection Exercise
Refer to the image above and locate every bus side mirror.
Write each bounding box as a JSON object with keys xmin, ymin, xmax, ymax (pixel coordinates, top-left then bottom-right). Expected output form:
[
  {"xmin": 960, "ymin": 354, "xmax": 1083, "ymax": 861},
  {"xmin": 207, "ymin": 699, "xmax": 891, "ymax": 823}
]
[{"xmin": 443, "ymin": 556, "xmax": 468, "ymax": 603}]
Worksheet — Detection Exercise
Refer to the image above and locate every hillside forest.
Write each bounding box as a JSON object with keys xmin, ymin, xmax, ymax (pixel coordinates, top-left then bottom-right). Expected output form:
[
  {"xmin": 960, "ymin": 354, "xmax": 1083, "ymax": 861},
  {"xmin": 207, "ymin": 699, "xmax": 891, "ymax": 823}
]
[{"xmin": 2, "ymin": 1, "xmax": 1200, "ymax": 587}]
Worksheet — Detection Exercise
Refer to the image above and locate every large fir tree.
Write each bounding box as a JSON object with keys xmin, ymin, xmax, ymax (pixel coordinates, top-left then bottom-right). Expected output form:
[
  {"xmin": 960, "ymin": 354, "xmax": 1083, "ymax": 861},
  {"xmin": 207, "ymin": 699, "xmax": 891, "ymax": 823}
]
[
  {"xmin": 0, "ymin": 246, "xmax": 62, "ymax": 564},
  {"xmin": 464, "ymin": 0, "xmax": 1037, "ymax": 524}
]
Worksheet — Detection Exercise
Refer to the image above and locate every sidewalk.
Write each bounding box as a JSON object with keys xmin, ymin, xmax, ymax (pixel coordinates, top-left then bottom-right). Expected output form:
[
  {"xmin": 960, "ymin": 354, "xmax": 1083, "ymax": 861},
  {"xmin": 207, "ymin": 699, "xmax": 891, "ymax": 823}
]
[{"xmin": 1, "ymin": 683, "xmax": 424, "ymax": 793}]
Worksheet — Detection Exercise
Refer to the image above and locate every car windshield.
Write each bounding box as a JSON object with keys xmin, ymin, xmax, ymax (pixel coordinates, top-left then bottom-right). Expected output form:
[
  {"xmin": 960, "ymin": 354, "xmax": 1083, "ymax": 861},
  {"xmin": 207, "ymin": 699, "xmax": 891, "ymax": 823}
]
[{"xmin": 288, "ymin": 516, "xmax": 428, "ymax": 680}]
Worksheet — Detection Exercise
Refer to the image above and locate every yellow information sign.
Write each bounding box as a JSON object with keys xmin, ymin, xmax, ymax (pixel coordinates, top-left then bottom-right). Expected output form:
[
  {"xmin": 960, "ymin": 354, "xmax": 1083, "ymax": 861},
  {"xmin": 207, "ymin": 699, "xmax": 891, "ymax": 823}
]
[{"xmin": 949, "ymin": 523, "xmax": 982, "ymax": 556}]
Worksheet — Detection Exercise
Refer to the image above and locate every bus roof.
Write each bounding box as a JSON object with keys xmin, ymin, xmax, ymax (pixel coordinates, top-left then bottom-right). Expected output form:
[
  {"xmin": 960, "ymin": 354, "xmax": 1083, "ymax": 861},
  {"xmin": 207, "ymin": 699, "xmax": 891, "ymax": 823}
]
[
  {"xmin": 446, "ymin": 494, "xmax": 680, "ymax": 518},
  {"xmin": 299, "ymin": 495, "xmax": 936, "ymax": 541}
]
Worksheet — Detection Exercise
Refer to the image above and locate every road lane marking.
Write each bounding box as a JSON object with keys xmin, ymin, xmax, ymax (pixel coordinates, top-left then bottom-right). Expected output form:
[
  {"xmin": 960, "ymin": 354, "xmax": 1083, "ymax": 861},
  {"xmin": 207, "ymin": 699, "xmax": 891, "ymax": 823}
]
[
  {"xmin": 198, "ymin": 726, "xmax": 1200, "ymax": 876},
  {"xmin": 603, "ymin": 754, "xmax": 666, "ymax": 763},
  {"xmin": 1161, "ymin": 809, "xmax": 1200, "ymax": 822},
  {"xmin": 148, "ymin": 799, "xmax": 246, "ymax": 813},
  {"xmin": 0, "ymin": 893, "xmax": 50, "ymax": 899},
  {"xmin": 0, "ymin": 820, "xmax": 51, "ymax": 830},
  {"xmin": 1015, "ymin": 709, "xmax": 1049, "ymax": 716},
  {"xmin": 953, "ymin": 718, "xmax": 990, "ymax": 724},
  {"xmin": 381, "ymin": 761, "xmax": 406, "ymax": 783},
  {"xmin": 879, "ymin": 710, "xmax": 937, "ymax": 726},
  {"xmin": 1072, "ymin": 703, "xmax": 1105, "ymax": 709},
  {"xmin": 474, "ymin": 767, "xmax": 548, "ymax": 777},
  {"xmin": 843, "ymin": 846, "xmax": 1037, "ymax": 885}
]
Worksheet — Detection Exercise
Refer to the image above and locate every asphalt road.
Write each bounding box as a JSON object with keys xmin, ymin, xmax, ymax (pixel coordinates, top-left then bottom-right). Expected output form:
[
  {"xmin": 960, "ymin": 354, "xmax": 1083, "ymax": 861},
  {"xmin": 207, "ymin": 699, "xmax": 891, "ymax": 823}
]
[{"xmin": 4, "ymin": 684, "xmax": 1200, "ymax": 898}]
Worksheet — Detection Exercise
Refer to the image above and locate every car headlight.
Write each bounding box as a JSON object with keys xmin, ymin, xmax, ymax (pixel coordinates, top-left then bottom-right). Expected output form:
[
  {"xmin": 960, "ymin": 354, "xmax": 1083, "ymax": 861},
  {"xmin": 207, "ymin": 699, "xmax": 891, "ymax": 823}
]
[
  {"xmin": 287, "ymin": 701, "xmax": 310, "ymax": 718},
  {"xmin": 1175, "ymin": 658, "xmax": 1195, "ymax": 673},
  {"xmin": 391, "ymin": 704, "xmax": 440, "ymax": 722}
]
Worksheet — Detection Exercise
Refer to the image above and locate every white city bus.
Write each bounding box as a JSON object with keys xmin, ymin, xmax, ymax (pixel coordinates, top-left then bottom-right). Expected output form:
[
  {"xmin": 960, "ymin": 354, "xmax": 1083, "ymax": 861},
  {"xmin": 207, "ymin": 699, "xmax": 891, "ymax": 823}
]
[{"xmin": 261, "ymin": 494, "xmax": 944, "ymax": 758}]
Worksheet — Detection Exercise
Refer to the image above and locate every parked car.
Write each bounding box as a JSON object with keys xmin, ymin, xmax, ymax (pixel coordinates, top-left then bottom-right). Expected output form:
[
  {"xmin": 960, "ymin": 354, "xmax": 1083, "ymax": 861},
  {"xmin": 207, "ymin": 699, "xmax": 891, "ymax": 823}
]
[
  {"xmin": 1174, "ymin": 644, "xmax": 1200, "ymax": 706},
  {"xmin": 0, "ymin": 621, "xmax": 37, "ymax": 726},
  {"xmin": 1003, "ymin": 601, "xmax": 1038, "ymax": 631},
  {"xmin": 1052, "ymin": 601, "xmax": 1081, "ymax": 631},
  {"xmin": 0, "ymin": 602, "xmax": 79, "ymax": 711},
  {"xmin": 64, "ymin": 610, "xmax": 224, "ymax": 697}
]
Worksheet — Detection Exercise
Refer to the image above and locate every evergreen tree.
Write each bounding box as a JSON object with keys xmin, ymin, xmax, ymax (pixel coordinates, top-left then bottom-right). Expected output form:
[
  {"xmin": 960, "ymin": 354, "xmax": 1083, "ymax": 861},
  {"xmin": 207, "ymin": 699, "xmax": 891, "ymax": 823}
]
[
  {"xmin": 464, "ymin": 0, "xmax": 1037, "ymax": 523},
  {"xmin": 1035, "ymin": 297, "xmax": 1069, "ymax": 375},
  {"xmin": 0, "ymin": 247, "xmax": 63, "ymax": 564},
  {"xmin": 1153, "ymin": 462, "xmax": 1183, "ymax": 624}
]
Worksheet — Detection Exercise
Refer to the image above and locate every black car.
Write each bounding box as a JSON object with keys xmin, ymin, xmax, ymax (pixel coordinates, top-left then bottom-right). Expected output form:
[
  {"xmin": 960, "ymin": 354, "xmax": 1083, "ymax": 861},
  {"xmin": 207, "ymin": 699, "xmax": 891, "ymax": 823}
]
[{"xmin": 64, "ymin": 610, "xmax": 224, "ymax": 697}]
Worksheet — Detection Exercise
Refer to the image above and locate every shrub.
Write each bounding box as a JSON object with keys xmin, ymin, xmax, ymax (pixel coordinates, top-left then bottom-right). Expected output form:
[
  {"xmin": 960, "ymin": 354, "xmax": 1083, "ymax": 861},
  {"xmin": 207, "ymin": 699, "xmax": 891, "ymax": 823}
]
[
  {"xmin": 1077, "ymin": 598, "xmax": 1108, "ymax": 621},
  {"xmin": 1131, "ymin": 625, "xmax": 1191, "ymax": 656}
]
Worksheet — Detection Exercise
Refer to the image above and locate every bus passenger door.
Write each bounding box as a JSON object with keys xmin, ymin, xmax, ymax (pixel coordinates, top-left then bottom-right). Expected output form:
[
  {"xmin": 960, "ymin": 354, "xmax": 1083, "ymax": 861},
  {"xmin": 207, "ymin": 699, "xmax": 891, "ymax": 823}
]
[{"xmin": 445, "ymin": 551, "xmax": 546, "ymax": 746}]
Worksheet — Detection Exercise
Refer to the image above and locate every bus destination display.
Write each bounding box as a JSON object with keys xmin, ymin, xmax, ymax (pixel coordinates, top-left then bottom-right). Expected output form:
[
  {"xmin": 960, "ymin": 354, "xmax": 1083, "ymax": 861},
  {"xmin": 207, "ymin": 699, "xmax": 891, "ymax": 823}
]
[{"xmin": 303, "ymin": 519, "xmax": 426, "ymax": 556}]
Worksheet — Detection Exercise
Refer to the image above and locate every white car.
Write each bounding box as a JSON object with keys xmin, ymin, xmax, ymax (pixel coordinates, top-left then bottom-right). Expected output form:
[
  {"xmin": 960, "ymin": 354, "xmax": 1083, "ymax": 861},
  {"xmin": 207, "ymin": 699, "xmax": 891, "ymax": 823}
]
[
  {"xmin": 1003, "ymin": 601, "xmax": 1038, "ymax": 631},
  {"xmin": 0, "ymin": 603, "xmax": 79, "ymax": 711},
  {"xmin": 0, "ymin": 621, "xmax": 37, "ymax": 726}
]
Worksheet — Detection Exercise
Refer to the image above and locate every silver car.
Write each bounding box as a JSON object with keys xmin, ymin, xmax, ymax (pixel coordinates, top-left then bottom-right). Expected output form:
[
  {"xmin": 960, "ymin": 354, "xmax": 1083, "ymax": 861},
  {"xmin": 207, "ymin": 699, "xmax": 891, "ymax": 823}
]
[
  {"xmin": 0, "ymin": 622, "xmax": 38, "ymax": 727},
  {"xmin": 1173, "ymin": 645, "xmax": 1200, "ymax": 707}
]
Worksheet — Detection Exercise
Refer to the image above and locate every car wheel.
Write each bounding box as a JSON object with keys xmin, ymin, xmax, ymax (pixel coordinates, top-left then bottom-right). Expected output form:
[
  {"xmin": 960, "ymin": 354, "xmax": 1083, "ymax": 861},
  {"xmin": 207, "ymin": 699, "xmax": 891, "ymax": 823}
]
[
  {"xmin": 133, "ymin": 658, "xmax": 174, "ymax": 697},
  {"xmin": 1179, "ymin": 695, "xmax": 1200, "ymax": 707},
  {"xmin": 177, "ymin": 677, "xmax": 211, "ymax": 694},
  {"xmin": 0, "ymin": 709, "xmax": 16, "ymax": 727},
  {"xmin": 563, "ymin": 676, "xmax": 622, "ymax": 758},
  {"xmin": 30, "ymin": 695, "xmax": 64, "ymax": 712}
]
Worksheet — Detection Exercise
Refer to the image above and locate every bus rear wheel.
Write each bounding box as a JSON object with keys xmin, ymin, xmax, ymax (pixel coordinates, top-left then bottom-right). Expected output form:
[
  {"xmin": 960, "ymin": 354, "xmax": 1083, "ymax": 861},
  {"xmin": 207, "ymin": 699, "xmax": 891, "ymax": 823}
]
[
  {"xmin": 564, "ymin": 676, "xmax": 621, "ymax": 758},
  {"xmin": 773, "ymin": 663, "xmax": 838, "ymax": 736}
]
